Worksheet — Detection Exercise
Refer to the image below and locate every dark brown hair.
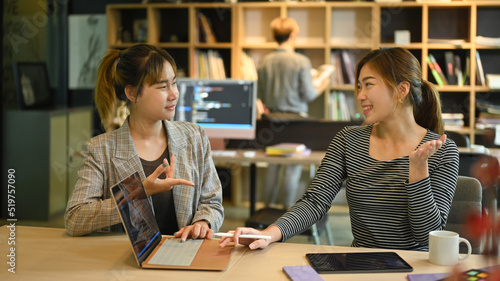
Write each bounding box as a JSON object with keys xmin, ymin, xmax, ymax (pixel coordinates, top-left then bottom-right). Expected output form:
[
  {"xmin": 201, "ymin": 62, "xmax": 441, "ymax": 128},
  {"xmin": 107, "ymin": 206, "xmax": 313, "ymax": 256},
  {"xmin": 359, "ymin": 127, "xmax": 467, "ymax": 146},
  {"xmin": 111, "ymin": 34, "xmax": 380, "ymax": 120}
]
[
  {"xmin": 355, "ymin": 47, "xmax": 443, "ymax": 135},
  {"xmin": 94, "ymin": 43, "xmax": 177, "ymax": 130}
]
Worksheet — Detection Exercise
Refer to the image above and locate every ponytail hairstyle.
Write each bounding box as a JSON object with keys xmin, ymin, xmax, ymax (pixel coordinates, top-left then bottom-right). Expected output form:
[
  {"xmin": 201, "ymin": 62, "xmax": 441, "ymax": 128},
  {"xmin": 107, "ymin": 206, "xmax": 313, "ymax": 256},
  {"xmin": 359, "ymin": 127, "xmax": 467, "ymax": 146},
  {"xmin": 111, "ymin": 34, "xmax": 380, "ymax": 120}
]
[
  {"xmin": 94, "ymin": 43, "xmax": 177, "ymax": 131},
  {"xmin": 355, "ymin": 47, "xmax": 444, "ymax": 135}
]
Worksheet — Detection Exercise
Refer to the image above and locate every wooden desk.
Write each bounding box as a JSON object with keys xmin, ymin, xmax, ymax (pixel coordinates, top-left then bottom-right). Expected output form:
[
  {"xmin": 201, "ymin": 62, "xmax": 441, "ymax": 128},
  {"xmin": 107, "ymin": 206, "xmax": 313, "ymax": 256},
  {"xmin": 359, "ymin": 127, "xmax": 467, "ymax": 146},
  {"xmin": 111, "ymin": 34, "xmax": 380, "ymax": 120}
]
[
  {"xmin": 1, "ymin": 226, "xmax": 498, "ymax": 281},
  {"xmin": 0, "ymin": 226, "xmax": 247, "ymax": 280},
  {"xmin": 224, "ymin": 242, "xmax": 500, "ymax": 281},
  {"xmin": 212, "ymin": 150, "xmax": 325, "ymax": 215}
]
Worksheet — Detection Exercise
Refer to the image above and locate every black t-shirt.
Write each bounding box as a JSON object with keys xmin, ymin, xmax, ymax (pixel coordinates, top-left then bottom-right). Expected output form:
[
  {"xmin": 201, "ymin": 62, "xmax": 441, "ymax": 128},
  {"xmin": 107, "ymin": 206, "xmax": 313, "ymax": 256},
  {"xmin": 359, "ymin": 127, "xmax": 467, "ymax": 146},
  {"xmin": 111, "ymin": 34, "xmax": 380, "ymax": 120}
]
[{"xmin": 140, "ymin": 146, "xmax": 179, "ymax": 235}]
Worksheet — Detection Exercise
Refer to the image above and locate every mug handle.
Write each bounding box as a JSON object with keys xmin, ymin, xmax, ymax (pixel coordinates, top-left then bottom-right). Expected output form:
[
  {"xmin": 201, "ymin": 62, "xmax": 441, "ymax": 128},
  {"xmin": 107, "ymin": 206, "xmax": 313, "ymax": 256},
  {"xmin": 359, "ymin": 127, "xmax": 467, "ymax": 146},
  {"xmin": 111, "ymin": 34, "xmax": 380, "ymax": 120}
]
[{"xmin": 458, "ymin": 237, "xmax": 472, "ymax": 260}]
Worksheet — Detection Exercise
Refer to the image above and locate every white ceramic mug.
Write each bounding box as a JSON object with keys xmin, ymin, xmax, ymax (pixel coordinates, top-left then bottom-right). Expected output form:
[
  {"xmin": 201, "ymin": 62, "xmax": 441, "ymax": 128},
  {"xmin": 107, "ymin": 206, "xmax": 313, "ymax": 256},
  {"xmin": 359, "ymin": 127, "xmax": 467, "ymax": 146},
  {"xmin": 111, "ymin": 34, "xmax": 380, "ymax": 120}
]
[
  {"xmin": 470, "ymin": 144, "xmax": 487, "ymax": 153},
  {"xmin": 429, "ymin": 230, "xmax": 472, "ymax": 266}
]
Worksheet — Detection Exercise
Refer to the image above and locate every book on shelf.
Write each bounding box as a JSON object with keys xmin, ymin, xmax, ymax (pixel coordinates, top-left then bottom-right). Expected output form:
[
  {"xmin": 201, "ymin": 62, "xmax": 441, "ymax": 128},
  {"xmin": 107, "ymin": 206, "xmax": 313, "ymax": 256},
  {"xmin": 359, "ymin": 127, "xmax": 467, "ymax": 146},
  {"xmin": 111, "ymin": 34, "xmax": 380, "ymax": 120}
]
[
  {"xmin": 427, "ymin": 56, "xmax": 445, "ymax": 86},
  {"xmin": 265, "ymin": 143, "xmax": 309, "ymax": 157},
  {"xmin": 444, "ymin": 51, "xmax": 458, "ymax": 85},
  {"xmin": 427, "ymin": 38, "xmax": 465, "ymax": 45},
  {"xmin": 476, "ymin": 36, "xmax": 500, "ymax": 47},
  {"xmin": 195, "ymin": 50, "xmax": 226, "ymax": 79},
  {"xmin": 428, "ymin": 54, "xmax": 448, "ymax": 86},
  {"xmin": 330, "ymin": 51, "xmax": 344, "ymax": 85},
  {"xmin": 477, "ymin": 111, "xmax": 500, "ymax": 127},
  {"xmin": 454, "ymin": 54, "xmax": 463, "ymax": 86},
  {"xmin": 442, "ymin": 113, "xmax": 465, "ymax": 131},
  {"xmin": 442, "ymin": 113, "xmax": 464, "ymax": 120},
  {"xmin": 329, "ymin": 91, "xmax": 351, "ymax": 121},
  {"xmin": 487, "ymin": 74, "xmax": 500, "ymax": 90},
  {"xmin": 341, "ymin": 50, "xmax": 356, "ymax": 85},
  {"xmin": 329, "ymin": 50, "xmax": 356, "ymax": 85},
  {"xmin": 463, "ymin": 56, "xmax": 470, "ymax": 86},
  {"xmin": 240, "ymin": 51, "xmax": 257, "ymax": 80},
  {"xmin": 477, "ymin": 99, "xmax": 500, "ymax": 115},
  {"xmin": 197, "ymin": 12, "xmax": 217, "ymax": 44},
  {"xmin": 441, "ymin": 51, "xmax": 468, "ymax": 86},
  {"xmin": 476, "ymin": 51, "xmax": 486, "ymax": 86}
]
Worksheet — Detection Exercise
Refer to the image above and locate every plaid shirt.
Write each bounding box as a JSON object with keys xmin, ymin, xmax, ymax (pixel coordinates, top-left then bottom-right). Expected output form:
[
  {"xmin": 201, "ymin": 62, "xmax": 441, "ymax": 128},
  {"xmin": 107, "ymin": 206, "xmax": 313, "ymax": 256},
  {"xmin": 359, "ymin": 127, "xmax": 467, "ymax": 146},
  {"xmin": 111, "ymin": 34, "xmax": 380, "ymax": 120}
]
[{"xmin": 64, "ymin": 120, "xmax": 224, "ymax": 236}]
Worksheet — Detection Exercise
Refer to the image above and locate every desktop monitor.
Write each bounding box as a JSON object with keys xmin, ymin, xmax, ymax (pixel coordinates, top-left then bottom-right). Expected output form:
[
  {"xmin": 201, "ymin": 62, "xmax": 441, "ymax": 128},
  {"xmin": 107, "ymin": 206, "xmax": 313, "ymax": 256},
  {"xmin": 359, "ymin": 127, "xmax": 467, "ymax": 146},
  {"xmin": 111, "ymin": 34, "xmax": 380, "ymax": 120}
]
[{"xmin": 174, "ymin": 78, "xmax": 257, "ymax": 140}]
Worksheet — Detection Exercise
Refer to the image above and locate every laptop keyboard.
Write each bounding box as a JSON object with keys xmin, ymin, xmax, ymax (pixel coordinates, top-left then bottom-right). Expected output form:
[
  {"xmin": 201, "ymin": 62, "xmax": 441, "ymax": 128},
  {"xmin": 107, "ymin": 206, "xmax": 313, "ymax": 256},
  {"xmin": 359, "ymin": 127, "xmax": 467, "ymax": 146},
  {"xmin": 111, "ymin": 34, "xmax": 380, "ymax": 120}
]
[{"xmin": 148, "ymin": 238, "xmax": 203, "ymax": 266}]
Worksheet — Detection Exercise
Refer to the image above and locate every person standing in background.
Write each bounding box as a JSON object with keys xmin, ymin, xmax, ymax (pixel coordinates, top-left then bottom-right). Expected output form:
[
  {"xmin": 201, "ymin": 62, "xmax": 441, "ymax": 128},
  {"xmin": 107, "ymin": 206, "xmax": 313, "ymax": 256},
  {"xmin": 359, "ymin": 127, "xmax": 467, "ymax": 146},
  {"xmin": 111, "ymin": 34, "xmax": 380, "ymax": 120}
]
[{"xmin": 257, "ymin": 17, "xmax": 329, "ymax": 209}]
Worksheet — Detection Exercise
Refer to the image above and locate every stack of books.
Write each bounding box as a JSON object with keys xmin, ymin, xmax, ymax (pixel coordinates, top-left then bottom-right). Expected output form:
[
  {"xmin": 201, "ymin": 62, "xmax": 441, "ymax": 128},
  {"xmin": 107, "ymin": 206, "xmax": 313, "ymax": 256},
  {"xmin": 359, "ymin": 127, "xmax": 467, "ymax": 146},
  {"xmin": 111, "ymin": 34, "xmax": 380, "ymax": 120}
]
[
  {"xmin": 265, "ymin": 143, "xmax": 310, "ymax": 157},
  {"xmin": 442, "ymin": 113, "xmax": 465, "ymax": 131},
  {"xmin": 476, "ymin": 100, "xmax": 500, "ymax": 130}
]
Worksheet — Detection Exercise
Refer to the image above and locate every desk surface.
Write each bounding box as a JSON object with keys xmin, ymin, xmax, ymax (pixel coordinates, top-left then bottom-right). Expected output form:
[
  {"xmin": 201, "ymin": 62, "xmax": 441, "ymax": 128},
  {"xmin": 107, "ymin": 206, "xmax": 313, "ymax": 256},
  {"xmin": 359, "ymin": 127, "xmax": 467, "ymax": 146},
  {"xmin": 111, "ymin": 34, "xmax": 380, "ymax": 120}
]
[
  {"xmin": 1, "ymin": 226, "xmax": 499, "ymax": 280},
  {"xmin": 214, "ymin": 148, "xmax": 500, "ymax": 165},
  {"xmin": 212, "ymin": 149, "xmax": 325, "ymax": 165}
]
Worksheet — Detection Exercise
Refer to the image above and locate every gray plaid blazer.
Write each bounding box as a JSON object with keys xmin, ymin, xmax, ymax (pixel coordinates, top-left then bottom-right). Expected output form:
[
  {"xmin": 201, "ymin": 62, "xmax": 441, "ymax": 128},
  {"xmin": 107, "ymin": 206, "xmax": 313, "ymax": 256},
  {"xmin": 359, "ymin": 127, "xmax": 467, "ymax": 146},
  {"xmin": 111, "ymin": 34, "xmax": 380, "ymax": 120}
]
[{"xmin": 65, "ymin": 120, "xmax": 224, "ymax": 236}]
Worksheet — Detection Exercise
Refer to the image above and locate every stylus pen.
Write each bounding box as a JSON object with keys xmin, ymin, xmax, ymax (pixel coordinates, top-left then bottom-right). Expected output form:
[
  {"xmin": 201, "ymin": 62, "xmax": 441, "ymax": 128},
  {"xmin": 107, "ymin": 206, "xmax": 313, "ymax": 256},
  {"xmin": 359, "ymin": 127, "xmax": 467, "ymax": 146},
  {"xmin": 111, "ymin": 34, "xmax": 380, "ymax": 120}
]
[{"xmin": 214, "ymin": 233, "xmax": 272, "ymax": 240}]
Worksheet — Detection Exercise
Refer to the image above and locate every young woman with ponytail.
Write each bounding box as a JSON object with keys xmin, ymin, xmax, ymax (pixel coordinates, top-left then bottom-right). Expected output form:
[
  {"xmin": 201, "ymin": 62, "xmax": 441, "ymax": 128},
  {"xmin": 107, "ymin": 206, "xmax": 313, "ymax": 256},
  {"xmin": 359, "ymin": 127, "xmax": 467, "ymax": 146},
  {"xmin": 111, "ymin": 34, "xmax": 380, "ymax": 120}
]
[
  {"xmin": 65, "ymin": 44, "xmax": 224, "ymax": 240},
  {"xmin": 220, "ymin": 47, "xmax": 459, "ymax": 251}
]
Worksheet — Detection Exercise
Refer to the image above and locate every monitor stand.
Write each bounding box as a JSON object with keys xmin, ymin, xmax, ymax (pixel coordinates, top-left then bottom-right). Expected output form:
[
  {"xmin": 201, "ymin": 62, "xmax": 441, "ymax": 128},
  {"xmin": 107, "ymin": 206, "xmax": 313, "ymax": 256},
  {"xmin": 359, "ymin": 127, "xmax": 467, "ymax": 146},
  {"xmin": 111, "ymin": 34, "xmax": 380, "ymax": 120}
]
[{"xmin": 209, "ymin": 138, "xmax": 226, "ymax": 151}]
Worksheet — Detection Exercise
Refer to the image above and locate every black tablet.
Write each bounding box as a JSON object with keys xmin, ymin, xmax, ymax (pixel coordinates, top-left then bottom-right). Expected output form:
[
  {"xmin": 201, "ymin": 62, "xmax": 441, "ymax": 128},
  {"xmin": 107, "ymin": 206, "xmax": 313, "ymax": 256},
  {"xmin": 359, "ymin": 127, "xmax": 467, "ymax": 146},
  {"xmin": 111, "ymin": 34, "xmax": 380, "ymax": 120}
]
[{"xmin": 306, "ymin": 252, "xmax": 413, "ymax": 274}]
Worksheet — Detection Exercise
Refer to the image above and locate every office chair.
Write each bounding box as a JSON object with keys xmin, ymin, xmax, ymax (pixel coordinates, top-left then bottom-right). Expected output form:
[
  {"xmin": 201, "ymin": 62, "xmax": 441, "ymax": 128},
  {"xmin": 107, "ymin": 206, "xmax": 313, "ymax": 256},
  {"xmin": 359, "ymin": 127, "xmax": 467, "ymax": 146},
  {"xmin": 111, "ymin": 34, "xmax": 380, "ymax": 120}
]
[
  {"xmin": 459, "ymin": 152, "xmax": 499, "ymax": 207},
  {"xmin": 445, "ymin": 175, "xmax": 482, "ymax": 254},
  {"xmin": 445, "ymin": 131, "xmax": 470, "ymax": 148},
  {"xmin": 245, "ymin": 207, "xmax": 334, "ymax": 245}
]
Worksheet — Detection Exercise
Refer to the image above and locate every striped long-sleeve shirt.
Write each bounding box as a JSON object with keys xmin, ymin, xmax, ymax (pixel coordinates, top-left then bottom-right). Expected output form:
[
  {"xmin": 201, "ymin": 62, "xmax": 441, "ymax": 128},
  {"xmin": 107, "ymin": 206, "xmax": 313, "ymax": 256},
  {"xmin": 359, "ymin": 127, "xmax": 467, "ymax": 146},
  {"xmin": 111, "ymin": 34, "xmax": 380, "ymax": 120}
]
[{"xmin": 273, "ymin": 125, "xmax": 459, "ymax": 251}]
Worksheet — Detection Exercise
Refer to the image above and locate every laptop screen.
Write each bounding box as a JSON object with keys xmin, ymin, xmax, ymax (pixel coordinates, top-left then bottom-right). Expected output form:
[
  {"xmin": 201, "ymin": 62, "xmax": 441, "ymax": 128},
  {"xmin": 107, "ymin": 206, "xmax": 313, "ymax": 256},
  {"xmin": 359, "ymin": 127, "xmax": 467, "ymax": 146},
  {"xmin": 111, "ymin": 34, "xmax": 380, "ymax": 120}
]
[{"xmin": 111, "ymin": 172, "xmax": 161, "ymax": 262}]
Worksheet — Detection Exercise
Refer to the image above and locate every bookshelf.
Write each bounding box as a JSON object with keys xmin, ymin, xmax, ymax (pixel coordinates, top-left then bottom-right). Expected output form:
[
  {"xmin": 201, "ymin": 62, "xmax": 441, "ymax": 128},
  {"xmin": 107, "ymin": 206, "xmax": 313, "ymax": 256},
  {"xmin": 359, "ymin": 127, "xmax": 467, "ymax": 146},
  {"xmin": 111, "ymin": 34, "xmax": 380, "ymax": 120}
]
[{"xmin": 107, "ymin": 1, "xmax": 500, "ymax": 146}]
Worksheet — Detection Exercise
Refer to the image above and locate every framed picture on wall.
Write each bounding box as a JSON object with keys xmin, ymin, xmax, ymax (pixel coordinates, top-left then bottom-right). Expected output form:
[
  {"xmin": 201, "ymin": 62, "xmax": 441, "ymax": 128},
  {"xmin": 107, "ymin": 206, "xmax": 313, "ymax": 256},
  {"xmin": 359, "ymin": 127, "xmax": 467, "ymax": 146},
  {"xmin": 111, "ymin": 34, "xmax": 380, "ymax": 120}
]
[
  {"xmin": 12, "ymin": 62, "xmax": 53, "ymax": 110},
  {"xmin": 68, "ymin": 14, "xmax": 107, "ymax": 89}
]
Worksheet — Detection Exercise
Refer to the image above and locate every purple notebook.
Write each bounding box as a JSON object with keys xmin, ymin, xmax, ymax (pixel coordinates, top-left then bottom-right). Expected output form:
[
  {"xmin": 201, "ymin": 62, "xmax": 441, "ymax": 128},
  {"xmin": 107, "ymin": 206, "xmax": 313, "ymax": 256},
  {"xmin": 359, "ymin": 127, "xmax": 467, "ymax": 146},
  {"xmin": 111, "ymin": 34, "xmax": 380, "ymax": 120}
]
[
  {"xmin": 407, "ymin": 272, "xmax": 448, "ymax": 281},
  {"xmin": 283, "ymin": 265, "xmax": 324, "ymax": 281}
]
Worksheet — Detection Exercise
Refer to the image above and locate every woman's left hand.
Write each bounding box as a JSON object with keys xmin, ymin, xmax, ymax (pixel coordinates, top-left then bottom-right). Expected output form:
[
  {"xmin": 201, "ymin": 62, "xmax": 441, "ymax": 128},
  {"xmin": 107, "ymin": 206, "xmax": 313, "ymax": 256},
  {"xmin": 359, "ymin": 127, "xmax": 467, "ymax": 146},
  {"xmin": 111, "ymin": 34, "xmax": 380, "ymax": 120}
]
[
  {"xmin": 142, "ymin": 155, "xmax": 194, "ymax": 196},
  {"xmin": 408, "ymin": 134, "xmax": 446, "ymax": 183}
]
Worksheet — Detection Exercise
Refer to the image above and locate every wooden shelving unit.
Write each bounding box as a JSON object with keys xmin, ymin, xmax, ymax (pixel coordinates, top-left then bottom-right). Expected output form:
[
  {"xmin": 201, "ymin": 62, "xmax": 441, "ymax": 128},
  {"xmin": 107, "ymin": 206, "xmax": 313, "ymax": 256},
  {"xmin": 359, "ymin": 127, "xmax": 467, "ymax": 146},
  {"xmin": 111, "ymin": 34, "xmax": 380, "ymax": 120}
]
[{"xmin": 107, "ymin": 1, "xmax": 500, "ymax": 145}]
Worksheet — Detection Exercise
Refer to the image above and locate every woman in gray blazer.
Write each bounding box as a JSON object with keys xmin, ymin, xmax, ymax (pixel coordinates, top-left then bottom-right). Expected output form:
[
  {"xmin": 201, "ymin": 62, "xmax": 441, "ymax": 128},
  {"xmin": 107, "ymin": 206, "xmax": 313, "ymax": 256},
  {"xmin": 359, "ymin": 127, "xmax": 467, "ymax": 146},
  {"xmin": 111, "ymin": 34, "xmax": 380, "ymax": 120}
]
[{"xmin": 65, "ymin": 44, "xmax": 224, "ymax": 239}]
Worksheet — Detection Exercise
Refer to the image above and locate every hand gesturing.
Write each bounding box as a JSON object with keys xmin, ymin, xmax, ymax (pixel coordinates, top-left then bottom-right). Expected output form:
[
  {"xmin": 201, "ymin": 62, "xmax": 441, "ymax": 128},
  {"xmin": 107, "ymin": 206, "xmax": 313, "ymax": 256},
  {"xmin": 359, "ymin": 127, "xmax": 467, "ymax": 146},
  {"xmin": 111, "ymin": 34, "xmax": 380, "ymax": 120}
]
[{"xmin": 142, "ymin": 155, "xmax": 194, "ymax": 196}]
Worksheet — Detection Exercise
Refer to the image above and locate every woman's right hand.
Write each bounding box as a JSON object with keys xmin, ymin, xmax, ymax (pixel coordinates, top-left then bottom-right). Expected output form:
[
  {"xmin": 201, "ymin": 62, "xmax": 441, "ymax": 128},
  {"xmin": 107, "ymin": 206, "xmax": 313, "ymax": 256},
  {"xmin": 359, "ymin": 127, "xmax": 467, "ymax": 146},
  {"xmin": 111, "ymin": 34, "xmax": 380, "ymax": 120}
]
[
  {"xmin": 219, "ymin": 226, "xmax": 281, "ymax": 250},
  {"xmin": 143, "ymin": 155, "xmax": 194, "ymax": 196}
]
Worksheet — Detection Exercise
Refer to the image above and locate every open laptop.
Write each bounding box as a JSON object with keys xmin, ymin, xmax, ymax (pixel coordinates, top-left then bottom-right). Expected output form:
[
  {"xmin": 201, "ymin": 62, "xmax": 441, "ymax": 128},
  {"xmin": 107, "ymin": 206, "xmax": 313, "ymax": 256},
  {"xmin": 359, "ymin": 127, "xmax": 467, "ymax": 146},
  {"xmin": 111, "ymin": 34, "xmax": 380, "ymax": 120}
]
[{"xmin": 110, "ymin": 172, "xmax": 233, "ymax": 270}]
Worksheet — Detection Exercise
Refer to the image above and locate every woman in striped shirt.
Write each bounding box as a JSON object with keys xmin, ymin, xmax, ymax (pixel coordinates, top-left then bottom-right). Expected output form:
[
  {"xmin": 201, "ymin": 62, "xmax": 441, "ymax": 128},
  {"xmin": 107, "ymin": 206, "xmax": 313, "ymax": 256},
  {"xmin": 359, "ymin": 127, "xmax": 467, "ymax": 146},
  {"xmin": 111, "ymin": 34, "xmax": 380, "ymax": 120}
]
[{"xmin": 220, "ymin": 47, "xmax": 459, "ymax": 251}]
